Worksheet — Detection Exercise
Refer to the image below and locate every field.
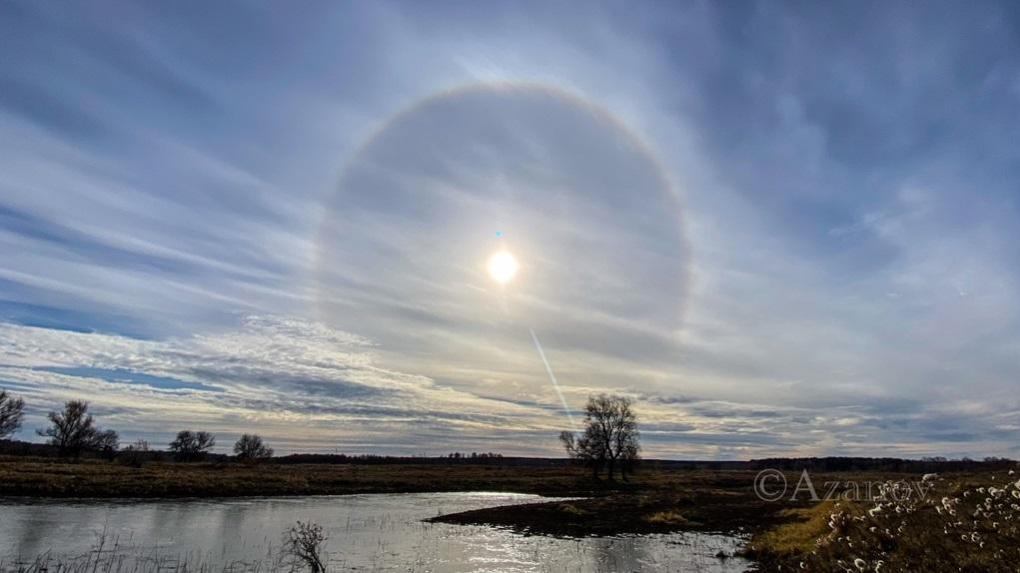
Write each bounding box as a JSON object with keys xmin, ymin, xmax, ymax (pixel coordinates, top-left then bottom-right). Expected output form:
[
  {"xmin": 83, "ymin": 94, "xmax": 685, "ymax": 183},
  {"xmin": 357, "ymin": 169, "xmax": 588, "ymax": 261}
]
[
  {"xmin": 0, "ymin": 456, "xmax": 599, "ymax": 498},
  {"xmin": 3, "ymin": 456, "xmax": 1018, "ymax": 571}
]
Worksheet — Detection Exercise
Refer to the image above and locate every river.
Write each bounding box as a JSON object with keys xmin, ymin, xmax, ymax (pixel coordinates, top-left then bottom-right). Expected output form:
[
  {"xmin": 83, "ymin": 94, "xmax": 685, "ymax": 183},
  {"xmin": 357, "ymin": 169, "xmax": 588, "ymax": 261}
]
[{"xmin": 0, "ymin": 493, "xmax": 749, "ymax": 572}]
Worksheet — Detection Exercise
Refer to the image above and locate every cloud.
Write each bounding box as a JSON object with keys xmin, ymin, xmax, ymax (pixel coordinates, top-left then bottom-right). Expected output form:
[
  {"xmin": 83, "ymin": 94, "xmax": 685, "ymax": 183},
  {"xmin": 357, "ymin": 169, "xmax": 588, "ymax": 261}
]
[
  {"xmin": 1, "ymin": 2, "xmax": 1019, "ymax": 458},
  {"xmin": 0, "ymin": 316, "xmax": 571, "ymax": 454}
]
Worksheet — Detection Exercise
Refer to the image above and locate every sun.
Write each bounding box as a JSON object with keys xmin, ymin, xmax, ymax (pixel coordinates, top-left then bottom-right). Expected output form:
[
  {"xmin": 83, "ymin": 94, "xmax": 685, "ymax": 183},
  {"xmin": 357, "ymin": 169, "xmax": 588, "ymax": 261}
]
[{"xmin": 487, "ymin": 250, "xmax": 519, "ymax": 285}]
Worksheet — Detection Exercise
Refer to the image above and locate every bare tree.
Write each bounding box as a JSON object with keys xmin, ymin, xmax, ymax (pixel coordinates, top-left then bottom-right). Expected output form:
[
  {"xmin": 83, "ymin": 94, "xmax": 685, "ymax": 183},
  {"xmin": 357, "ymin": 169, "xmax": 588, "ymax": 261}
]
[
  {"xmin": 559, "ymin": 430, "xmax": 604, "ymax": 479},
  {"xmin": 37, "ymin": 400, "xmax": 118, "ymax": 460},
  {"xmin": 234, "ymin": 433, "xmax": 273, "ymax": 462},
  {"xmin": 560, "ymin": 394, "xmax": 640, "ymax": 481},
  {"xmin": 619, "ymin": 434, "xmax": 641, "ymax": 481},
  {"xmin": 168, "ymin": 430, "xmax": 216, "ymax": 462},
  {"xmin": 0, "ymin": 389, "xmax": 25, "ymax": 440},
  {"xmin": 283, "ymin": 521, "xmax": 327, "ymax": 573},
  {"xmin": 94, "ymin": 429, "xmax": 120, "ymax": 460}
]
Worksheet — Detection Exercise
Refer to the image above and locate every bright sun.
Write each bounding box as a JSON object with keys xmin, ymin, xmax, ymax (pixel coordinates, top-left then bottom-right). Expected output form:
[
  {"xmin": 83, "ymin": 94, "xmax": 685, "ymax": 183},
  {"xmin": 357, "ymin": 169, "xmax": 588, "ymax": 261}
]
[{"xmin": 487, "ymin": 250, "xmax": 519, "ymax": 284}]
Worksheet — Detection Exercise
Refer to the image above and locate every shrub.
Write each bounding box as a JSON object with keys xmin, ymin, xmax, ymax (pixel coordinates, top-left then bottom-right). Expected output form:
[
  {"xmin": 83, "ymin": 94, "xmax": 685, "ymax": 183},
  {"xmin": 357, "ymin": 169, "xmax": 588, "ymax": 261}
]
[{"xmin": 282, "ymin": 521, "xmax": 327, "ymax": 573}]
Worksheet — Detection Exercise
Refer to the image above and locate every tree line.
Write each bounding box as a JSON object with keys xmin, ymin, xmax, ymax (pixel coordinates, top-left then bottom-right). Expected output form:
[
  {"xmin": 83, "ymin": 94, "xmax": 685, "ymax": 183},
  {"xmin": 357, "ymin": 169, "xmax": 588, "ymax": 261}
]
[
  {"xmin": 4, "ymin": 387, "xmax": 645, "ymax": 479},
  {"xmin": 0, "ymin": 389, "xmax": 273, "ymax": 463},
  {"xmin": 445, "ymin": 452, "xmax": 504, "ymax": 460}
]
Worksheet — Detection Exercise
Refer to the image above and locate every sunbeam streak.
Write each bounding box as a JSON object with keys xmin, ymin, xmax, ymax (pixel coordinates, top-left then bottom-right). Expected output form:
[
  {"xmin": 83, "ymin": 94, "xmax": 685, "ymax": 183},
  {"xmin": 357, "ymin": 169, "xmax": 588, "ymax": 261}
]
[{"xmin": 529, "ymin": 328, "xmax": 576, "ymax": 431}]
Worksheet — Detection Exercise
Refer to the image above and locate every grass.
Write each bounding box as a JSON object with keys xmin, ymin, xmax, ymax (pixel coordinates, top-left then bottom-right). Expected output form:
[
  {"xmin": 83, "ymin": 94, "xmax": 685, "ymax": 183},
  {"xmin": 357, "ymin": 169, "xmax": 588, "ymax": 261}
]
[
  {"xmin": 744, "ymin": 501, "xmax": 844, "ymax": 559},
  {"xmin": 745, "ymin": 470, "xmax": 1020, "ymax": 572},
  {"xmin": 0, "ymin": 456, "xmax": 597, "ymax": 498},
  {"xmin": 644, "ymin": 509, "xmax": 688, "ymax": 525}
]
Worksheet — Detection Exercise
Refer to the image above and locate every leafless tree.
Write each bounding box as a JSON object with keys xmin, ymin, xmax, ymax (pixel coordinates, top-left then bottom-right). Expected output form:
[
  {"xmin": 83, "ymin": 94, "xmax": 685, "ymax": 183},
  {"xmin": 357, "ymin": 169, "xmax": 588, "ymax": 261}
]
[
  {"xmin": 559, "ymin": 430, "xmax": 603, "ymax": 479},
  {"xmin": 169, "ymin": 430, "xmax": 216, "ymax": 461},
  {"xmin": 94, "ymin": 428, "xmax": 120, "ymax": 460},
  {"xmin": 0, "ymin": 389, "xmax": 25, "ymax": 440},
  {"xmin": 283, "ymin": 521, "xmax": 327, "ymax": 573},
  {"xmin": 37, "ymin": 400, "xmax": 118, "ymax": 460},
  {"xmin": 233, "ymin": 433, "xmax": 273, "ymax": 462},
  {"xmin": 560, "ymin": 394, "xmax": 640, "ymax": 481}
]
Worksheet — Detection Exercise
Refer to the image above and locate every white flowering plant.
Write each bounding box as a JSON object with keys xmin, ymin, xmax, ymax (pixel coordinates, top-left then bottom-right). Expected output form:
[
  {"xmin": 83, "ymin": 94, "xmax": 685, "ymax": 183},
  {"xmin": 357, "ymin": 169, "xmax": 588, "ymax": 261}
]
[{"xmin": 751, "ymin": 469, "xmax": 1020, "ymax": 572}]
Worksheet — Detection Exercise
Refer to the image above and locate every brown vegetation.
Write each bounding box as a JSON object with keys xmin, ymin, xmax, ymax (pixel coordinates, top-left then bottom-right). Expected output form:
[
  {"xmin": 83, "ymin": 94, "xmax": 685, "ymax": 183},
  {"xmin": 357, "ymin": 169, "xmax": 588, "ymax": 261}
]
[
  {"xmin": 430, "ymin": 468, "xmax": 812, "ymax": 536},
  {"xmin": 0, "ymin": 456, "xmax": 603, "ymax": 498},
  {"xmin": 746, "ymin": 471, "xmax": 1020, "ymax": 572}
]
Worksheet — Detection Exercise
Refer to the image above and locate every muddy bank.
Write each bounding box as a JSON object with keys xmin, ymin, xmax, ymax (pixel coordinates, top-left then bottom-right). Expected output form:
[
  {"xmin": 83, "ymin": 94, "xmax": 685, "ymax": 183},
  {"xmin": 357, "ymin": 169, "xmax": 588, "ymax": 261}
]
[{"xmin": 430, "ymin": 489, "xmax": 796, "ymax": 537}]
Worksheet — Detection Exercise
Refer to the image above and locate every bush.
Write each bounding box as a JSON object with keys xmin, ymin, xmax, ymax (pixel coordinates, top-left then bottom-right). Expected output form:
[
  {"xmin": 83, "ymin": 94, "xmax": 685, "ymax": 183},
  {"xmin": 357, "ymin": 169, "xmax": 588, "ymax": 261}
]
[{"xmin": 282, "ymin": 521, "xmax": 327, "ymax": 573}]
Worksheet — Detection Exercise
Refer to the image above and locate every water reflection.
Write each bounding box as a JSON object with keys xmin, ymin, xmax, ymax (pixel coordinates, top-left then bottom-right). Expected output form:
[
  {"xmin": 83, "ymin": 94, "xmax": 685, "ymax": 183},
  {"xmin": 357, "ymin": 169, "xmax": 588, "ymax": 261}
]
[{"xmin": 0, "ymin": 493, "xmax": 749, "ymax": 572}]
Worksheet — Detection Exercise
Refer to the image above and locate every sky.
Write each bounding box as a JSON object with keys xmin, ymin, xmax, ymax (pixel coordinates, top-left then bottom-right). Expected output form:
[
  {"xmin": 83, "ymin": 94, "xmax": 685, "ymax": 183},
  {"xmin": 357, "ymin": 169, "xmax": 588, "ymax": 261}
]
[{"xmin": 1, "ymin": 1, "xmax": 1019, "ymax": 459}]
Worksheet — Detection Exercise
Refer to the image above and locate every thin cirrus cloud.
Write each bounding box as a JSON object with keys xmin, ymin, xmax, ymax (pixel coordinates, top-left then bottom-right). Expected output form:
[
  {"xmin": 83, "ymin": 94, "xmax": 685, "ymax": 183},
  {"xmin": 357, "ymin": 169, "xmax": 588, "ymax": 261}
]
[
  {"xmin": 0, "ymin": 317, "xmax": 563, "ymax": 455},
  {"xmin": 0, "ymin": 1, "xmax": 1019, "ymax": 457}
]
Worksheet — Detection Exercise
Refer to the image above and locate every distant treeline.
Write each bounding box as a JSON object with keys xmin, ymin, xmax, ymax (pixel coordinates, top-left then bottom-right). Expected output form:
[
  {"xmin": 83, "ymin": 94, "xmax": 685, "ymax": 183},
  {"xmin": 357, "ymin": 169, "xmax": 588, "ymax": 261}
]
[
  {"xmin": 744, "ymin": 456, "xmax": 1017, "ymax": 473},
  {"xmin": 0, "ymin": 438, "xmax": 225, "ymax": 462},
  {"xmin": 1, "ymin": 438, "xmax": 1011, "ymax": 473},
  {"xmin": 273, "ymin": 453, "xmax": 558, "ymax": 466},
  {"xmin": 0, "ymin": 440, "xmax": 524, "ymax": 465}
]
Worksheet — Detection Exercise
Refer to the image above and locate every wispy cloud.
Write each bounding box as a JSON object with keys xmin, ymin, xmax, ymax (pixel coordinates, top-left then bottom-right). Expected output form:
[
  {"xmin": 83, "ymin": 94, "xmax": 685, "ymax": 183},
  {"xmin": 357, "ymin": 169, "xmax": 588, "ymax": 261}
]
[{"xmin": 0, "ymin": 317, "xmax": 569, "ymax": 454}]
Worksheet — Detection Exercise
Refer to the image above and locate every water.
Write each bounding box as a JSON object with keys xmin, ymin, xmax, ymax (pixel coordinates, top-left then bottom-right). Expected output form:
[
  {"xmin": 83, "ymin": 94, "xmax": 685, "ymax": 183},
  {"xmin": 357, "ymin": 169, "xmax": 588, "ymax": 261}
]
[{"xmin": 0, "ymin": 493, "xmax": 750, "ymax": 572}]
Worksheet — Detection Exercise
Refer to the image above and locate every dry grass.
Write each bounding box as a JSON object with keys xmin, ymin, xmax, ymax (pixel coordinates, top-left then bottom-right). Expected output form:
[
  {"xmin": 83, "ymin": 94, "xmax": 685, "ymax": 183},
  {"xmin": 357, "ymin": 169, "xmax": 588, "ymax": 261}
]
[
  {"xmin": 0, "ymin": 456, "xmax": 600, "ymax": 498},
  {"xmin": 0, "ymin": 457, "xmax": 788, "ymax": 500},
  {"xmin": 746, "ymin": 501, "xmax": 842, "ymax": 558},
  {"xmin": 644, "ymin": 509, "xmax": 687, "ymax": 525},
  {"xmin": 747, "ymin": 470, "xmax": 1020, "ymax": 572}
]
